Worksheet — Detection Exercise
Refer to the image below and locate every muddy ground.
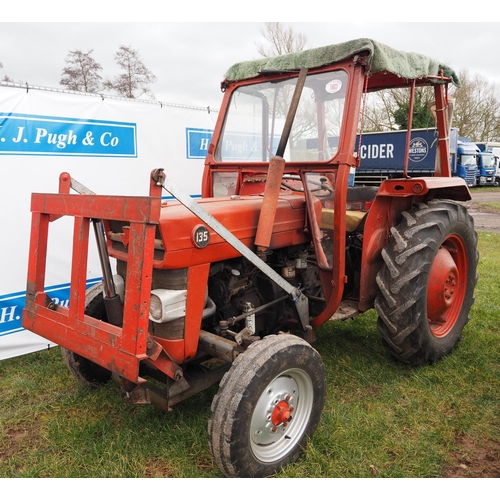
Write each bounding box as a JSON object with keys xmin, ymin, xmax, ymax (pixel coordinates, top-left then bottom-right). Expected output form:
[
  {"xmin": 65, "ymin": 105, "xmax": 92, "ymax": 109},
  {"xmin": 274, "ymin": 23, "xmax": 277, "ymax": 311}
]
[{"xmin": 464, "ymin": 188, "xmax": 500, "ymax": 233}]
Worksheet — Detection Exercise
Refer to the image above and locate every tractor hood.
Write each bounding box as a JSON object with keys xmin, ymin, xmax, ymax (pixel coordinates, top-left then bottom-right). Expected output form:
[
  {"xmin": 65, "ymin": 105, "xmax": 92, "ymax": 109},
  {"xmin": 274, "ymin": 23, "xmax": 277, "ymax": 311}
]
[{"xmin": 107, "ymin": 194, "xmax": 312, "ymax": 270}]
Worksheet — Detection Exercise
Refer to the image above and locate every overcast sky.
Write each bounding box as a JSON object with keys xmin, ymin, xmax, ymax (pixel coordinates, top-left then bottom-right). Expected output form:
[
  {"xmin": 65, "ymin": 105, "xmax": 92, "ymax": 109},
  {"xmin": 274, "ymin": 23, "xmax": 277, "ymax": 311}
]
[{"xmin": 2, "ymin": 9, "xmax": 499, "ymax": 109}]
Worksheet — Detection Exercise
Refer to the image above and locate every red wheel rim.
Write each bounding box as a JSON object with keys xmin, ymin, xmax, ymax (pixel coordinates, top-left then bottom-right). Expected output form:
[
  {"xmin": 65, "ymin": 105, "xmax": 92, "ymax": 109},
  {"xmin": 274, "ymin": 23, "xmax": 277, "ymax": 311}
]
[{"xmin": 427, "ymin": 235, "xmax": 468, "ymax": 338}]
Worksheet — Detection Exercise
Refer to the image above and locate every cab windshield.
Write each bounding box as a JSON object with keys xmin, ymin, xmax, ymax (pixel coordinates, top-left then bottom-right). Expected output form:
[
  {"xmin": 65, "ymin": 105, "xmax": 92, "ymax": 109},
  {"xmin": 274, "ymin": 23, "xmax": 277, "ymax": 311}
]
[
  {"xmin": 482, "ymin": 155, "xmax": 496, "ymax": 167},
  {"xmin": 461, "ymin": 154, "xmax": 476, "ymax": 167},
  {"xmin": 215, "ymin": 70, "xmax": 348, "ymax": 163}
]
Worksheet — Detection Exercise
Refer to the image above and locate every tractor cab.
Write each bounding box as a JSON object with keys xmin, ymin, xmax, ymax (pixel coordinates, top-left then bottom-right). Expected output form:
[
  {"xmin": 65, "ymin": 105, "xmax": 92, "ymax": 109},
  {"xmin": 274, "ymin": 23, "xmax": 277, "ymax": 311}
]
[{"xmin": 201, "ymin": 38, "xmax": 470, "ymax": 322}]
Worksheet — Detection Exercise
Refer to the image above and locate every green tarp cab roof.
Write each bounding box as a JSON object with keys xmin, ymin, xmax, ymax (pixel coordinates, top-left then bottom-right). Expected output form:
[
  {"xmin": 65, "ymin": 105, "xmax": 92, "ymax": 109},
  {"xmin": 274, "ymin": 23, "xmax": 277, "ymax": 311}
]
[{"xmin": 224, "ymin": 38, "xmax": 460, "ymax": 89}]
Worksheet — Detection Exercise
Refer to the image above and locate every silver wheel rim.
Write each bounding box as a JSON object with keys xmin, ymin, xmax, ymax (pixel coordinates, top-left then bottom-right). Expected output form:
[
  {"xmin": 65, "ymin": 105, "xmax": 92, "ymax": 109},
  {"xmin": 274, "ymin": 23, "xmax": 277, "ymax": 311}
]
[{"xmin": 249, "ymin": 368, "xmax": 314, "ymax": 463}]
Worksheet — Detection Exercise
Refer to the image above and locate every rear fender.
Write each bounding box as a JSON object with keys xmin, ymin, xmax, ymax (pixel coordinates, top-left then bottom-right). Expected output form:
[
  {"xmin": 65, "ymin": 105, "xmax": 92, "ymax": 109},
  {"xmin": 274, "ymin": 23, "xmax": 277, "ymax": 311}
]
[{"xmin": 358, "ymin": 177, "xmax": 471, "ymax": 311}]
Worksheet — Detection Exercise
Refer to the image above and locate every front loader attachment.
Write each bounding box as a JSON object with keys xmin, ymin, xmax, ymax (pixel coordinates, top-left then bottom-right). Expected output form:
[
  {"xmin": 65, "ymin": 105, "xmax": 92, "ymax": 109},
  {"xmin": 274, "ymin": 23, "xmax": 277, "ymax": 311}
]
[{"xmin": 22, "ymin": 170, "xmax": 180, "ymax": 383}]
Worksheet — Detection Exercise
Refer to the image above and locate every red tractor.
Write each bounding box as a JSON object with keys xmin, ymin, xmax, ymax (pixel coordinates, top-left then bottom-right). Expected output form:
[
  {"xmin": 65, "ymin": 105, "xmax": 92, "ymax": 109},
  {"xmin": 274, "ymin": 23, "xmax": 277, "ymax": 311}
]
[{"xmin": 23, "ymin": 38, "xmax": 478, "ymax": 477}]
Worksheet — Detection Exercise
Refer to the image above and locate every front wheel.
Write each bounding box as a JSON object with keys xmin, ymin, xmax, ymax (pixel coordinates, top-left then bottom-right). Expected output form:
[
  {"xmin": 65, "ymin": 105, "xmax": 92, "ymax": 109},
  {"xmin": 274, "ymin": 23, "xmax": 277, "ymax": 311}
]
[
  {"xmin": 208, "ymin": 334, "xmax": 326, "ymax": 478},
  {"xmin": 60, "ymin": 283, "xmax": 112, "ymax": 388},
  {"xmin": 375, "ymin": 200, "xmax": 478, "ymax": 366}
]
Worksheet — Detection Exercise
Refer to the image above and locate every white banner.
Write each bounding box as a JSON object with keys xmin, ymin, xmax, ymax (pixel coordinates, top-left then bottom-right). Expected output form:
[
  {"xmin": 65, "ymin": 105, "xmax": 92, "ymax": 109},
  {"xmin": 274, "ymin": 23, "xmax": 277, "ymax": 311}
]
[{"xmin": 0, "ymin": 84, "xmax": 217, "ymax": 359}]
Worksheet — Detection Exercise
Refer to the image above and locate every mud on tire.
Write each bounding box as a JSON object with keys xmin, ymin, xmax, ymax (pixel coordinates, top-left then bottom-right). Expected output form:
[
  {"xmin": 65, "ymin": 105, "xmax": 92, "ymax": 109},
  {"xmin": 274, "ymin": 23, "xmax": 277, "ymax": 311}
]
[
  {"xmin": 60, "ymin": 283, "xmax": 112, "ymax": 388},
  {"xmin": 208, "ymin": 334, "xmax": 326, "ymax": 478},
  {"xmin": 374, "ymin": 200, "xmax": 478, "ymax": 366}
]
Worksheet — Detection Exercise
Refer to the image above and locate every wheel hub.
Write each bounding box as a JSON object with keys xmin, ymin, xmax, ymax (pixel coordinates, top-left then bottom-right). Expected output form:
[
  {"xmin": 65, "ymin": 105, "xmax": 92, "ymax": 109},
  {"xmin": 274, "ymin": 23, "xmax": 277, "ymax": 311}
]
[
  {"xmin": 428, "ymin": 247, "xmax": 458, "ymax": 320},
  {"xmin": 270, "ymin": 396, "xmax": 294, "ymax": 429},
  {"xmin": 249, "ymin": 368, "xmax": 313, "ymax": 463},
  {"xmin": 262, "ymin": 391, "xmax": 295, "ymax": 433},
  {"xmin": 272, "ymin": 400, "xmax": 292, "ymax": 426},
  {"xmin": 427, "ymin": 239, "xmax": 467, "ymax": 338},
  {"xmin": 251, "ymin": 377, "xmax": 298, "ymax": 445}
]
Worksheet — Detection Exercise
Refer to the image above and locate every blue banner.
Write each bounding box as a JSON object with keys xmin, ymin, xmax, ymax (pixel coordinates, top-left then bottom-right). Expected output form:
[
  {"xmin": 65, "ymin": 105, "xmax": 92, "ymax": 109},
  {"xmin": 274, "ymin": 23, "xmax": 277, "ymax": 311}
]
[
  {"xmin": 0, "ymin": 113, "xmax": 137, "ymax": 157},
  {"xmin": 0, "ymin": 278, "xmax": 102, "ymax": 337},
  {"xmin": 186, "ymin": 127, "xmax": 213, "ymax": 159}
]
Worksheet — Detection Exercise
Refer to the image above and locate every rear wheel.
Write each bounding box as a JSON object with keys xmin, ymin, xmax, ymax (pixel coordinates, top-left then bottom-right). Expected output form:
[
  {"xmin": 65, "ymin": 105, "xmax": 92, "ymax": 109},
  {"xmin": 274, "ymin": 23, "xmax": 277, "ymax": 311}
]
[
  {"xmin": 60, "ymin": 283, "xmax": 112, "ymax": 388},
  {"xmin": 375, "ymin": 200, "xmax": 478, "ymax": 366},
  {"xmin": 208, "ymin": 334, "xmax": 326, "ymax": 478}
]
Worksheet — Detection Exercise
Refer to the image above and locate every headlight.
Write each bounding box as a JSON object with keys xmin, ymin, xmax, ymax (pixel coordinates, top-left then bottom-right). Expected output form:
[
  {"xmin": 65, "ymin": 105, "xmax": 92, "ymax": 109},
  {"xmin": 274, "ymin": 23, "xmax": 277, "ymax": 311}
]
[{"xmin": 149, "ymin": 289, "xmax": 187, "ymax": 323}]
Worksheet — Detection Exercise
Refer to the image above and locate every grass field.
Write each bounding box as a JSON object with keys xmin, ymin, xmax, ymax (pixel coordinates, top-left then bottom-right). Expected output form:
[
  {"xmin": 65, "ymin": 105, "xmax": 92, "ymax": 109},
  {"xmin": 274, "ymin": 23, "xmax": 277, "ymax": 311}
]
[
  {"xmin": 478, "ymin": 201, "xmax": 500, "ymax": 211},
  {"xmin": 1, "ymin": 232, "xmax": 499, "ymax": 478}
]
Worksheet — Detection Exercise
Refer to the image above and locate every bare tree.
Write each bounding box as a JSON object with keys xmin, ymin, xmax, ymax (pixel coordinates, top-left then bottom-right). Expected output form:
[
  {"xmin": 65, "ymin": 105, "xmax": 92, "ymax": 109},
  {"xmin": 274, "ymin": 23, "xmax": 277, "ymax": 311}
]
[
  {"xmin": 60, "ymin": 49, "xmax": 103, "ymax": 93},
  {"xmin": 254, "ymin": 23, "xmax": 309, "ymax": 149},
  {"xmin": 256, "ymin": 22, "xmax": 307, "ymax": 57},
  {"xmin": 450, "ymin": 69, "xmax": 500, "ymax": 141},
  {"xmin": 362, "ymin": 71, "xmax": 500, "ymax": 141},
  {"xmin": 104, "ymin": 45, "xmax": 156, "ymax": 99},
  {"xmin": 362, "ymin": 90, "xmax": 399, "ymax": 132}
]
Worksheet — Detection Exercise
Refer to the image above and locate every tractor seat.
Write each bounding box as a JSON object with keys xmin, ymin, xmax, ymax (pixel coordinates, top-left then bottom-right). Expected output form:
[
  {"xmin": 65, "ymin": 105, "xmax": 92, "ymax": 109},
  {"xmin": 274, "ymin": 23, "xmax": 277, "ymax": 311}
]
[{"xmin": 320, "ymin": 208, "xmax": 367, "ymax": 232}]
